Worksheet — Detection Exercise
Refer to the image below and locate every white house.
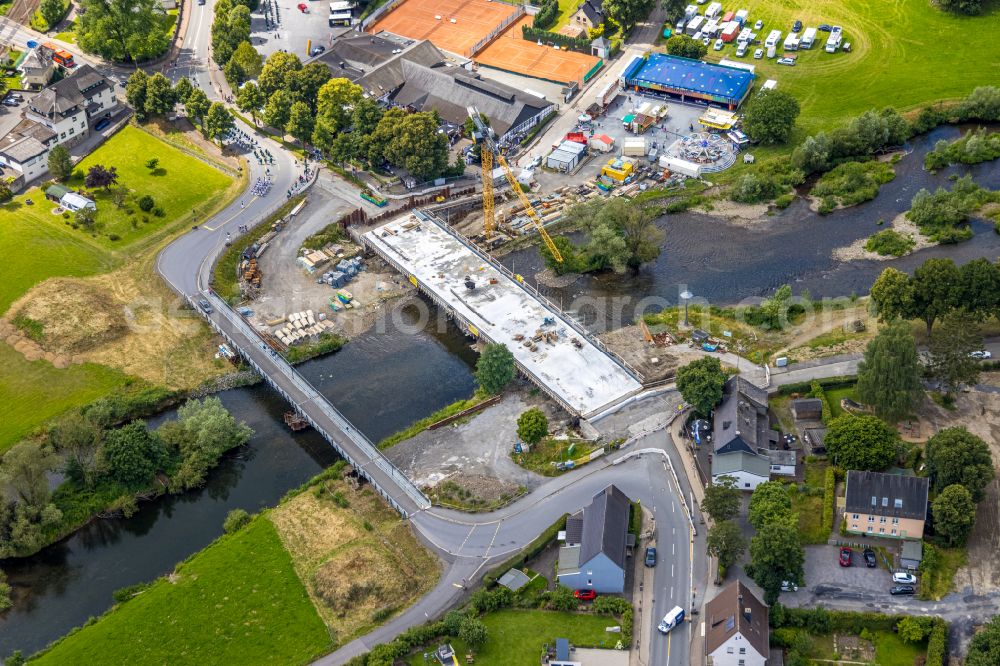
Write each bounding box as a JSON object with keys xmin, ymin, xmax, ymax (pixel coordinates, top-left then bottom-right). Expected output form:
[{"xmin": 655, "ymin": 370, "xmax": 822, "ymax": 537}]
[
  {"xmin": 705, "ymin": 581, "xmax": 769, "ymax": 666},
  {"xmin": 0, "ymin": 119, "xmax": 58, "ymax": 185},
  {"xmin": 765, "ymin": 449, "xmax": 796, "ymax": 476},
  {"xmin": 25, "ymin": 64, "xmax": 118, "ymax": 149},
  {"xmin": 712, "ymin": 451, "xmax": 770, "ymax": 490},
  {"xmin": 710, "ymin": 376, "xmax": 778, "ymax": 490}
]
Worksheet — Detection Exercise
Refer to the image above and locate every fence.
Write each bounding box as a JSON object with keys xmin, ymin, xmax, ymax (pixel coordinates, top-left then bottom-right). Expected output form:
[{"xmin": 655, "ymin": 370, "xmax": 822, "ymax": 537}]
[
  {"xmin": 466, "ymin": 5, "xmax": 526, "ymax": 57},
  {"xmin": 360, "ymin": 0, "xmax": 406, "ymax": 30}
]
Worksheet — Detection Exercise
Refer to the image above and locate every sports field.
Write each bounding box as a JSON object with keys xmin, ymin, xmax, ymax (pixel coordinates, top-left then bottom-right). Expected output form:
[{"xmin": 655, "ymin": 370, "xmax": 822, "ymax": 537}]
[
  {"xmin": 371, "ymin": 0, "xmax": 518, "ymax": 56},
  {"xmin": 477, "ymin": 15, "xmax": 601, "ymax": 85}
]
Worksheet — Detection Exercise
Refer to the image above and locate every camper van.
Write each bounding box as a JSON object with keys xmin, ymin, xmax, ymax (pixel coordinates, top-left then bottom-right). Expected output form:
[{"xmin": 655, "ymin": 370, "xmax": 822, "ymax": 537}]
[
  {"xmin": 764, "ymin": 29, "xmax": 782, "ymax": 48},
  {"xmin": 800, "ymin": 27, "xmax": 817, "ymax": 48},
  {"xmin": 825, "ymin": 25, "xmax": 843, "ymax": 53}
]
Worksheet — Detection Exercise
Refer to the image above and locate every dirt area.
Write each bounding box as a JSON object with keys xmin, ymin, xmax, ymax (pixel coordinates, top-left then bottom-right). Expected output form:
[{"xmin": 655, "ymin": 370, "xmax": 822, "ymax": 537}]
[
  {"xmin": 832, "ymin": 213, "xmax": 937, "ymax": 262},
  {"xmin": 270, "ymin": 477, "xmax": 440, "ymax": 641},
  {"xmin": 3, "ymin": 258, "xmax": 229, "ymax": 387},
  {"xmin": 245, "ymin": 185, "xmax": 416, "ymax": 340},
  {"xmin": 917, "ymin": 386, "xmax": 1000, "ymax": 594},
  {"xmin": 143, "ymin": 117, "xmax": 243, "ymax": 171},
  {"xmin": 701, "ymin": 198, "xmax": 771, "ymax": 225},
  {"xmin": 385, "ymin": 389, "xmax": 560, "ymax": 492},
  {"xmin": 598, "ymin": 324, "xmax": 682, "ymax": 383},
  {"xmin": 779, "ymin": 303, "xmax": 877, "ymax": 362}
]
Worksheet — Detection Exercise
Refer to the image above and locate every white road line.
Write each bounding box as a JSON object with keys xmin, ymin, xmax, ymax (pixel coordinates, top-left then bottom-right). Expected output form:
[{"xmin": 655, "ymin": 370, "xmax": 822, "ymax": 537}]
[
  {"xmin": 457, "ymin": 524, "xmax": 477, "ymax": 553},
  {"xmin": 671, "ymin": 564, "xmax": 675, "ymax": 577},
  {"xmin": 672, "ymin": 542, "xmax": 675, "ymax": 555}
]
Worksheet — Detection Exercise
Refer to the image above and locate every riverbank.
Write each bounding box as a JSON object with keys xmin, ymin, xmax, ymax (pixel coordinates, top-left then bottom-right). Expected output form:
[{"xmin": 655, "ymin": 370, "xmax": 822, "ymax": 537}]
[{"xmin": 833, "ymin": 213, "xmax": 939, "ymax": 262}]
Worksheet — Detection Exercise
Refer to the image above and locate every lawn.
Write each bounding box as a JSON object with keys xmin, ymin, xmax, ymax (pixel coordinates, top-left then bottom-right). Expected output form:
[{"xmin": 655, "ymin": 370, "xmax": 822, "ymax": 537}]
[
  {"xmin": 874, "ymin": 631, "xmax": 927, "ymax": 666},
  {"xmin": 825, "ymin": 383, "xmax": 859, "ymax": 419},
  {"xmin": 514, "ymin": 436, "xmax": 602, "ymax": 476},
  {"xmin": 406, "ymin": 609, "xmax": 620, "ymax": 666},
  {"xmin": 0, "ymin": 342, "xmax": 126, "ymax": 452},
  {"xmin": 65, "ymin": 125, "xmax": 234, "ymax": 249},
  {"xmin": 787, "ymin": 460, "xmax": 830, "ymax": 544},
  {"xmin": 31, "ymin": 516, "xmax": 332, "ymax": 666},
  {"xmin": 552, "ymin": 0, "xmax": 584, "ymax": 31}
]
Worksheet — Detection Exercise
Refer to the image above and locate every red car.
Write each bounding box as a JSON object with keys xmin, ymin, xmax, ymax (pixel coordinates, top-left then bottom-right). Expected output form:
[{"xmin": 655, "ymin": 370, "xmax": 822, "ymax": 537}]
[
  {"xmin": 574, "ymin": 589, "xmax": 597, "ymax": 601},
  {"xmin": 839, "ymin": 547, "xmax": 853, "ymax": 567}
]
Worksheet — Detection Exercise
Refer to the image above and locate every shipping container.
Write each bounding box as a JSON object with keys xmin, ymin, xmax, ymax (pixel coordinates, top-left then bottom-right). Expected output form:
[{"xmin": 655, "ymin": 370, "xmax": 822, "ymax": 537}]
[{"xmin": 721, "ymin": 22, "xmax": 740, "ymax": 42}]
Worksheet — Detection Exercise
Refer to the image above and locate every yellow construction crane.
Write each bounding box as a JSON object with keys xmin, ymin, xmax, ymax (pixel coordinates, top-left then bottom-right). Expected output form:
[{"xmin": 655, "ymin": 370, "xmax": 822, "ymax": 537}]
[{"xmin": 467, "ymin": 106, "xmax": 562, "ymax": 262}]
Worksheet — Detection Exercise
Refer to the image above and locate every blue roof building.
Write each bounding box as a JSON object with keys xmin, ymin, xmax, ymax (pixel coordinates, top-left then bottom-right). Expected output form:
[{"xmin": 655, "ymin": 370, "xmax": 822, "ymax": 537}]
[{"xmin": 623, "ymin": 52, "xmax": 755, "ymax": 109}]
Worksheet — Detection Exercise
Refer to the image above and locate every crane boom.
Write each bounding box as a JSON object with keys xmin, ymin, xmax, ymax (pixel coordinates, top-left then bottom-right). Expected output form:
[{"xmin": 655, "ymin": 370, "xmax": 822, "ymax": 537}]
[{"xmin": 467, "ymin": 106, "xmax": 562, "ymax": 263}]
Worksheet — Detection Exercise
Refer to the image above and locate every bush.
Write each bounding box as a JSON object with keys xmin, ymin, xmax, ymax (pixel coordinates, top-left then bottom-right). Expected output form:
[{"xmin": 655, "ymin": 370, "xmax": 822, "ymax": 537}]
[
  {"xmin": 544, "ymin": 585, "xmax": 578, "ymax": 611},
  {"xmin": 223, "ymin": 508, "xmax": 251, "ymax": 533},
  {"xmin": 811, "ymin": 161, "xmax": 895, "ymax": 208},
  {"xmin": 152, "ymin": 206, "xmax": 165, "ymax": 217},
  {"xmin": 532, "ymin": 0, "xmax": 558, "ymax": 29},
  {"xmin": 774, "ymin": 193, "xmax": 794, "ymax": 209},
  {"xmin": 521, "ymin": 25, "xmax": 590, "ymax": 52},
  {"xmin": 926, "ymin": 619, "xmax": 947, "ymax": 666},
  {"xmin": 138, "ymin": 195, "xmax": 155, "ymax": 212},
  {"xmin": 864, "ymin": 229, "xmax": 916, "ymax": 257},
  {"xmin": 483, "ymin": 514, "xmax": 566, "ymax": 587},
  {"xmin": 821, "ymin": 467, "xmax": 837, "ymax": 532},
  {"xmin": 112, "ymin": 581, "xmax": 153, "ymax": 603}
]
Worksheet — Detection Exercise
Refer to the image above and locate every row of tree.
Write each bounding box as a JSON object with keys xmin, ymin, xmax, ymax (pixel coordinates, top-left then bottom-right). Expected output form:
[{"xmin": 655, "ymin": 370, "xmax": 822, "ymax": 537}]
[
  {"xmin": 125, "ymin": 71, "xmax": 235, "ymax": 143},
  {"xmin": 0, "ymin": 397, "xmax": 252, "ymax": 558},
  {"xmin": 212, "ymin": 0, "xmax": 262, "ymax": 85}
]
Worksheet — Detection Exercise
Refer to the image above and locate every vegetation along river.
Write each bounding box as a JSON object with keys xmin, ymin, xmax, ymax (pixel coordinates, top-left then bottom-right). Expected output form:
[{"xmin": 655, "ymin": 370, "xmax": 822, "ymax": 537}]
[{"xmin": 3, "ymin": 125, "xmax": 1000, "ymax": 657}]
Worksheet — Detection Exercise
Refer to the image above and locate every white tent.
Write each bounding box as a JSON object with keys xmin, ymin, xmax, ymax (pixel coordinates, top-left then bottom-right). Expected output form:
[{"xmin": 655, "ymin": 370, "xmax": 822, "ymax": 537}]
[{"xmin": 60, "ymin": 192, "xmax": 95, "ymax": 211}]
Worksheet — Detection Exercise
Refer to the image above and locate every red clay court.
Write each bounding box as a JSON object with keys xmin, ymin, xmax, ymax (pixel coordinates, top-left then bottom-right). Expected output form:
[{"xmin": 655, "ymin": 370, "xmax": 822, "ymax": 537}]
[
  {"xmin": 476, "ymin": 15, "xmax": 601, "ymax": 86},
  {"xmin": 371, "ymin": 0, "xmax": 517, "ymax": 57},
  {"xmin": 371, "ymin": 0, "xmax": 602, "ymax": 84}
]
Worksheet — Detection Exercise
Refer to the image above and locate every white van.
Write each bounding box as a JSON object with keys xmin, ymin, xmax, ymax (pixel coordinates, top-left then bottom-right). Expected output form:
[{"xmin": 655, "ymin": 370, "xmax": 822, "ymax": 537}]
[{"xmin": 658, "ymin": 606, "xmax": 685, "ymax": 633}]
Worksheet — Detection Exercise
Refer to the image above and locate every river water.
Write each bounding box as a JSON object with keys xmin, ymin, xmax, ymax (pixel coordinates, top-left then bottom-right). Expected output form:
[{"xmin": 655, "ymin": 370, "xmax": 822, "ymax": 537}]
[
  {"xmin": 3, "ymin": 126, "xmax": 1000, "ymax": 657},
  {"xmin": 0, "ymin": 303, "xmax": 477, "ymax": 657},
  {"xmin": 500, "ymin": 125, "xmax": 1000, "ymax": 330}
]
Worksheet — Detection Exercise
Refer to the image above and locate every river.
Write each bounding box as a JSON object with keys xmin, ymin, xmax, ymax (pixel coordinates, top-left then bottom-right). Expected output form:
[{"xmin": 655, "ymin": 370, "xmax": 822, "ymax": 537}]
[
  {"xmin": 0, "ymin": 302, "xmax": 478, "ymax": 657},
  {"xmin": 500, "ymin": 125, "xmax": 1000, "ymax": 330}
]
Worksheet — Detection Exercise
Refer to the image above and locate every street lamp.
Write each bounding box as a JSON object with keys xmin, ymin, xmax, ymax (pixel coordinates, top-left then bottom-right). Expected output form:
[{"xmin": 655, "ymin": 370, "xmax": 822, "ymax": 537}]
[{"xmin": 680, "ymin": 289, "xmax": 693, "ymax": 327}]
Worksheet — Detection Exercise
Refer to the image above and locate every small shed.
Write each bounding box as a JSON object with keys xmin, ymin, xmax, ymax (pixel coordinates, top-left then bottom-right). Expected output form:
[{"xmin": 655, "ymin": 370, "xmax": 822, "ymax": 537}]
[
  {"xmin": 497, "ymin": 568, "xmax": 530, "ymax": 592},
  {"xmin": 591, "ymin": 36, "xmax": 610, "ymax": 59},
  {"xmin": 45, "ymin": 183, "xmax": 71, "ymax": 202},
  {"xmin": 60, "ymin": 192, "xmax": 96, "ymax": 212},
  {"xmin": 791, "ymin": 398, "xmax": 823, "ymax": 421},
  {"xmin": 765, "ymin": 449, "xmax": 797, "ymax": 476},
  {"xmin": 589, "ymin": 134, "xmax": 614, "ymax": 152},
  {"xmin": 804, "ymin": 427, "xmax": 827, "ymax": 455},
  {"xmin": 901, "ymin": 540, "xmax": 923, "ymax": 569}
]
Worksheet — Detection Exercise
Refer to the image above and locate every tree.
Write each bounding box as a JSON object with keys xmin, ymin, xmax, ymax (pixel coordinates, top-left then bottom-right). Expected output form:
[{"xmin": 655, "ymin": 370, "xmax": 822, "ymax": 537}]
[
  {"xmin": 967, "ymin": 615, "xmax": 1000, "ymax": 666},
  {"xmin": 47, "ymin": 144, "xmax": 73, "ymax": 182},
  {"xmin": 173, "ymin": 76, "xmax": 193, "ymax": 103},
  {"xmin": 75, "ymin": 206, "xmax": 96, "ymax": 229},
  {"xmin": 706, "ymin": 519, "xmax": 745, "ymax": 571},
  {"xmin": 205, "ymin": 102, "xmax": 235, "ymax": 144},
  {"xmin": 0, "ymin": 569, "xmax": 11, "ymax": 612},
  {"xmin": 289, "ymin": 62, "xmax": 332, "ymax": 112},
  {"xmin": 937, "ymin": 0, "xmax": 982, "ymax": 14},
  {"xmin": 223, "ymin": 508, "xmax": 251, "ymax": 533},
  {"xmin": 316, "ymin": 77, "xmax": 364, "ymax": 133},
  {"xmin": 517, "ymin": 408, "xmax": 548, "ymax": 445},
  {"xmin": 747, "ymin": 481, "xmax": 793, "ymax": 529},
  {"xmin": 185, "ymin": 88, "xmax": 210, "ymax": 127},
  {"xmin": 286, "ymin": 101, "xmax": 315, "ymax": 150},
  {"xmin": 77, "ymin": 0, "xmax": 170, "ymax": 64},
  {"xmin": 476, "ymin": 343, "xmax": 516, "ymax": 395},
  {"xmin": 928, "ymin": 312, "xmax": 982, "ymax": 394},
  {"xmin": 125, "ymin": 70, "xmax": 149, "ymax": 119},
  {"xmin": 675, "ymin": 356, "xmax": 726, "ymax": 416},
  {"xmin": 742, "ymin": 90, "xmax": 801, "ymax": 145},
  {"xmin": 157, "ymin": 396, "xmax": 252, "ymax": 490},
  {"xmin": 702, "ymin": 475, "xmax": 741, "ymax": 522},
  {"xmin": 911, "ymin": 258, "xmax": 962, "ymax": 336},
  {"xmin": 824, "ymin": 415, "xmax": 898, "ymax": 471},
  {"xmin": 258, "ymin": 51, "xmax": 302, "ymax": 98},
  {"xmin": 855, "ymin": 320, "xmax": 923, "ymax": 423},
  {"xmin": 145, "ymin": 158, "xmax": 159, "ymax": 170},
  {"xmin": 897, "ymin": 616, "xmax": 935, "ymax": 643},
  {"xmin": 959, "ymin": 258, "xmax": 1000, "ymax": 319},
  {"xmin": 932, "ymin": 484, "xmax": 976, "ymax": 546},
  {"xmin": 870, "ymin": 268, "xmax": 915, "ymax": 322},
  {"xmin": 748, "ymin": 521, "xmax": 804, "ymax": 605},
  {"xmin": 50, "ymin": 411, "xmax": 105, "ymax": 486},
  {"xmin": 926, "ymin": 427, "xmax": 994, "ymax": 502},
  {"xmin": 756, "ymin": 284, "xmax": 793, "ymax": 330},
  {"xmin": 85, "ymin": 164, "xmax": 119, "ymax": 189},
  {"xmin": 602, "ymin": 0, "xmax": 654, "ymax": 28},
  {"xmin": 603, "ymin": 198, "xmax": 664, "ymax": 271},
  {"xmin": 263, "ymin": 89, "xmax": 294, "ymax": 131},
  {"xmin": 381, "ymin": 111, "xmax": 450, "ymax": 181},
  {"xmin": 458, "ymin": 616, "xmax": 488, "ymax": 648},
  {"xmin": 0, "ymin": 442, "xmax": 58, "ymax": 507},
  {"xmin": 40, "ymin": 0, "xmax": 65, "ymax": 29},
  {"xmin": 664, "ymin": 34, "xmax": 707, "ymax": 59},
  {"xmin": 236, "ymin": 81, "xmax": 265, "ymax": 126},
  {"xmin": 227, "ymin": 41, "xmax": 262, "ymax": 84},
  {"xmin": 100, "ymin": 421, "xmax": 163, "ymax": 487},
  {"xmin": 211, "ymin": 0, "xmax": 250, "ymax": 66},
  {"xmin": 144, "ymin": 72, "xmax": 176, "ymax": 117}
]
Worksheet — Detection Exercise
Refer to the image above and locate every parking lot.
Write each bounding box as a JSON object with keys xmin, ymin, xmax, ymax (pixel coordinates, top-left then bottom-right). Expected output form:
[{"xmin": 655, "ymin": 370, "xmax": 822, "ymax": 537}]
[
  {"xmin": 800, "ymin": 545, "xmax": 905, "ymax": 598},
  {"xmin": 251, "ymin": 1, "xmax": 355, "ymax": 61}
]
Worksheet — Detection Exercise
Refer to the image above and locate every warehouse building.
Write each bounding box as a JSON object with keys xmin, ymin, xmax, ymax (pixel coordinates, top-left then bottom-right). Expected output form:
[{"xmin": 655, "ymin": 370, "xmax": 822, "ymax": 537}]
[{"xmin": 622, "ymin": 52, "xmax": 755, "ymax": 109}]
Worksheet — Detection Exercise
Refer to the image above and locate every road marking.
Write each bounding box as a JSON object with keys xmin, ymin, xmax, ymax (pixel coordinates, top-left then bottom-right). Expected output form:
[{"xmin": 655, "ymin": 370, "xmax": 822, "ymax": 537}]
[
  {"xmin": 451, "ymin": 583, "xmax": 464, "ymax": 589},
  {"xmin": 672, "ymin": 500, "xmax": 675, "ymax": 513},
  {"xmin": 700, "ymin": 620, "xmax": 705, "ymax": 637},
  {"xmin": 671, "ymin": 564, "xmax": 674, "ymax": 577},
  {"xmin": 203, "ymin": 195, "xmax": 258, "ymax": 231},
  {"xmin": 666, "ymin": 631, "xmax": 671, "ymax": 662},
  {"xmin": 457, "ymin": 524, "xmax": 477, "ymax": 553},
  {"xmin": 672, "ymin": 542, "xmax": 675, "ymax": 555}
]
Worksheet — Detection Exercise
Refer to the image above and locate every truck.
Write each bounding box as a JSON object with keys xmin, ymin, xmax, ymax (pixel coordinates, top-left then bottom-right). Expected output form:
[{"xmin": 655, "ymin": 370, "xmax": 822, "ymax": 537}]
[
  {"xmin": 658, "ymin": 606, "xmax": 686, "ymax": 634},
  {"xmin": 800, "ymin": 26, "xmax": 817, "ymax": 48},
  {"xmin": 825, "ymin": 25, "xmax": 843, "ymax": 53}
]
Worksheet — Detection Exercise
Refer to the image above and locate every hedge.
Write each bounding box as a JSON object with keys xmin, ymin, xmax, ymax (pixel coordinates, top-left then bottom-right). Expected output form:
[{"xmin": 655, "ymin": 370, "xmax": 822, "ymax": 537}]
[
  {"xmin": 532, "ymin": 0, "xmax": 558, "ymax": 29},
  {"xmin": 926, "ymin": 619, "xmax": 947, "ymax": 666},
  {"xmin": 770, "ymin": 605, "xmax": 901, "ymax": 634},
  {"xmin": 776, "ymin": 376, "xmax": 858, "ymax": 396},
  {"xmin": 822, "ymin": 467, "xmax": 838, "ymax": 532},
  {"xmin": 809, "ymin": 381, "xmax": 834, "ymax": 423},
  {"xmin": 483, "ymin": 514, "xmax": 568, "ymax": 588},
  {"xmin": 521, "ymin": 25, "xmax": 591, "ymax": 52}
]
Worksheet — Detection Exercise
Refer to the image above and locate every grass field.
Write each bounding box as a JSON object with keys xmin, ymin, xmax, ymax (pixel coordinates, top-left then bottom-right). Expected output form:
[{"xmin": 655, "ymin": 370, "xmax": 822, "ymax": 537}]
[
  {"xmin": 702, "ymin": 0, "xmax": 1000, "ymax": 166},
  {"xmin": 31, "ymin": 517, "xmax": 332, "ymax": 666},
  {"xmin": 874, "ymin": 631, "xmax": 927, "ymax": 666},
  {"xmin": 0, "ymin": 343, "xmax": 126, "ymax": 452},
  {"xmin": 406, "ymin": 609, "xmax": 620, "ymax": 666}
]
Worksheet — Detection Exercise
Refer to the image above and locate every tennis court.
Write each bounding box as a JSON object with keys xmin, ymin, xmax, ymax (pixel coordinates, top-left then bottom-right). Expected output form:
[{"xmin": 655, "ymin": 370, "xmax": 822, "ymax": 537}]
[
  {"xmin": 476, "ymin": 16, "xmax": 602, "ymax": 85},
  {"xmin": 371, "ymin": 0, "xmax": 519, "ymax": 57}
]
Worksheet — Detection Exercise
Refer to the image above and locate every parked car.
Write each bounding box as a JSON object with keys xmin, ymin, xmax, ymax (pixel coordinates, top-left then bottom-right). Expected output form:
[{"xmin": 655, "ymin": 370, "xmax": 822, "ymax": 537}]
[
  {"xmin": 780, "ymin": 580, "xmax": 799, "ymax": 592},
  {"xmin": 754, "ymin": 19, "xmax": 763, "ymax": 29},
  {"xmin": 818, "ymin": 24, "xmax": 832, "ymax": 31},
  {"xmin": 714, "ymin": 38, "xmax": 724, "ymax": 51},
  {"xmin": 94, "ymin": 118, "xmax": 111, "ymax": 131},
  {"xmin": 777, "ymin": 57, "xmax": 797, "ymax": 66},
  {"xmin": 890, "ymin": 585, "xmax": 915, "ymax": 596},
  {"xmin": 971, "ymin": 350, "xmax": 992, "ymax": 359},
  {"xmin": 197, "ymin": 0, "xmax": 205, "ymax": 4},
  {"xmin": 8, "ymin": 93, "xmax": 22, "ymax": 100},
  {"xmin": 753, "ymin": 48, "xmax": 763, "ymax": 59},
  {"xmin": 893, "ymin": 572, "xmax": 918, "ymax": 585},
  {"xmin": 2, "ymin": 98, "xmax": 17, "ymax": 107},
  {"xmin": 839, "ymin": 547, "xmax": 853, "ymax": 567},
  {"xmin": 645, "ymin": 547, "xmax": 657, "ymax": 567},
  {"xmin": 310, "ymin": 45, "xmax": 326, "ymax": 56},
  {"xmin": 792, "ymin": 19, "xmax": 802, "ymax": 32},
  {"xmin": 574, "ymin": 589, "xmax": 597, "ymax": 601},
  {"xmin": 863, "ymin": 549, "xmax": 877, "ymax": 568},
  {"xmin": 702, "ymin": 36, "xmax": 711, "ymax": 46}
]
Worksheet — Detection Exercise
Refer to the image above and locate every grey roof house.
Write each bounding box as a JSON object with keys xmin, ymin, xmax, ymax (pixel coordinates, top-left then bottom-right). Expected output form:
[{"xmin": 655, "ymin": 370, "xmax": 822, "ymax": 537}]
[
  {"xmin": 557, "ymin": 485, "xmax": 632, "ymax": 593},
  {"xmin": 844, "ymin": 470, "xmax": 929, "ymax": 539},
  {"xmin": 711, "ymin": 376, "xmax": 776, "ymax": 490}
]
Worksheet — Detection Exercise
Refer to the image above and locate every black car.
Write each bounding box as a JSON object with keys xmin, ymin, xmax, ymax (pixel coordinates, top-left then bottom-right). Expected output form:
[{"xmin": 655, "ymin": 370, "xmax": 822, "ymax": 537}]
[
  {"xmin": 890, "ymin": 585, "xmax": 915, "ymax": 596},
  {"xmin": 644, "ymin": 547, "xmax": 657, "ymax": 567},
  {"xmin": 198, "ymin": 299, "xmax": 214, "ymax": 314},
  {"xmin": 863, "ymin": 549, "xmax": 876, "ymax": 568},
  {"xmin": 310, "ymin": 45, "xmax": 326, "ymax": 57},
  {"xmin": 818, "ymin": 24, "xmax": 832, "ymax": 31},
  {"xmin": 792, "ymin": 20, "xmax": 802, "ymax": 32}
]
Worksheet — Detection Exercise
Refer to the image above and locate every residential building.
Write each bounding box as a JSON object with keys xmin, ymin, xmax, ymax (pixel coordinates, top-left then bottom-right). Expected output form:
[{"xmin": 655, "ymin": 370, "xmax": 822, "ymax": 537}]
[
  {"xmin": 20, "ymin": 48, "xmax": 55, "ymax": 89},
  {"xmin": 354, "ymin": 40, "xmax": 555, "ymax": 147},
  {"xmin": 705, "ymin": 581, "xmax": 769, "ymax": 666},
  {"xmin": 0, "ymin": 119, "xmax": 58, "ymax": 185},
  {"xmin": 26, "ymin": 64, "xmax": 119, "ymax": 149},
  {"xmin": 712, "ymin": 451, "xmax": 770, "ymax": 488},
  {"xmin": 764, "ymin": 448, "xmax": 796, "ymax": 477},
  {"xmin": 710, "ymin": 376, "xmax": 777, "ymax": 490},
  {"xmin": 573, "ymin": 0, "xmax": 604, "ymax": 30},
  {"xmin": 557, "ymin": 484, "xmax": 632, "ymax": 593},
  {"xmin": 844, "ymin": 470, "xmax": 929, "ymax": 540}
]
